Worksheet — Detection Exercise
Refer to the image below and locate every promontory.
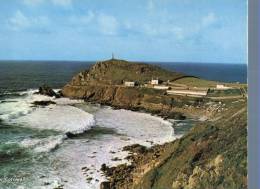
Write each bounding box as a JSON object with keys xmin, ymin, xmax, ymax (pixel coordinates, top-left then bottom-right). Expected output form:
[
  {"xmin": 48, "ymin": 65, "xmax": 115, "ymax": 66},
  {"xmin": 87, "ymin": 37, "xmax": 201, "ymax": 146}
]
[{"xmin": 61, "ymin": 59, "xmax": 247, "ymax": 189}]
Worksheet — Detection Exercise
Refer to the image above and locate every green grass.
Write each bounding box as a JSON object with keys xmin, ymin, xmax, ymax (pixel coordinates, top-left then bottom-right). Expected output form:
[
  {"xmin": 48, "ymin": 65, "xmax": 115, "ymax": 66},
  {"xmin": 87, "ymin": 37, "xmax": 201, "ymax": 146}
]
[
  {"xmin": 134, "ymin": 101, "xmax": 247, "ymax": 189},
  {"xmin": 207, "ymin": 89, "xmax": 242, "ymax": 97},
  {"xmin": 87, "ymin": 59, "xmax": 185, "ymax": 85},
  {"xmin": 173, "ymin": 77, "xmax": 218, "ymax": 88}
]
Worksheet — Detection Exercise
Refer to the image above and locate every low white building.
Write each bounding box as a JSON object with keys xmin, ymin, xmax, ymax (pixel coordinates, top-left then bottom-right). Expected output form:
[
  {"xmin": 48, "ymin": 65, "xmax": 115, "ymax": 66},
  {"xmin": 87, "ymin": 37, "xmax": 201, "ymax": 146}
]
[
  {"xmin": 167, "ymin": 89, "xmax": 208, "ymax": 96},
  {"xmin": 216, "ymin": 84, "xmax": 232, "ymax": 90},
  {"xmin": 151, "ymin": 79, "xmax": 159, "ymax": 85},
  {"xmin": 124, "ymin": 81, "xmax": 136, "ymax": 87},
  {"xmin": 154, "ymin": 85, "xmax": 169, "ymax": 90}
]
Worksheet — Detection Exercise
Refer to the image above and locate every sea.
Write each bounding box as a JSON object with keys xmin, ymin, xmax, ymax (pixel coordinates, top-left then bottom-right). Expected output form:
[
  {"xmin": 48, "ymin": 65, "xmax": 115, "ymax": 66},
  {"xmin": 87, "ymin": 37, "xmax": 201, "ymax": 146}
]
[{"xmin": 0, "ymin": 61, "xmax": 247, "ymax": 189}]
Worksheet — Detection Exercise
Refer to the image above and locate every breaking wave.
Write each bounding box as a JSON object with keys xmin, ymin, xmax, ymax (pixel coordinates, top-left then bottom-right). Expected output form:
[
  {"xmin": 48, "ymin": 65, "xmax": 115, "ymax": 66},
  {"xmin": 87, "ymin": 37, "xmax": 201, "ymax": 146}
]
[
  {"xmin": 20, "ymin": 135, "xmax": 67, "ymax": 153},
  {"xmin": 0, "ymin": 89, "xmax": 96, "ymax": 153}
]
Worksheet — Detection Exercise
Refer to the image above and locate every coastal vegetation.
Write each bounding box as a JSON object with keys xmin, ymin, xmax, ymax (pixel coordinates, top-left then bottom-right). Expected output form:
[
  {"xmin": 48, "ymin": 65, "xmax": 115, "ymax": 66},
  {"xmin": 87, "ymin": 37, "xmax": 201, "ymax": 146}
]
[
  {"xmin": 100, "ymin": 100, "xmax": 247, "ymax": 189},
  {"xmin": 61, "ymin": 59, "xmax": 247, "ymax": 189}
]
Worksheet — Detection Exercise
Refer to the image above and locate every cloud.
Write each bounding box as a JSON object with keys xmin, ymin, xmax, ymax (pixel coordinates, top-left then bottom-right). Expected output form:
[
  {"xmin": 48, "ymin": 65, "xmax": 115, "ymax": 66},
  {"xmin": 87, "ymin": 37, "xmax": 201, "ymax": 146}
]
[
  {"xmin": 23, "ymin": 0, "xmax": 72, "ymax": 7},
  {"xmin": 69, "ymin": 11, "xmax": 95, "ymax": 25},
  {"xmin": 173, "ymin": 12, "xmax": 218, "ymax": 42},
  {"xmin": 201, "ymin": 12, "xmax": 217, "ymax": 27},
  {"xmin": 170, "ymin": 27, "xmax": 184, "ymax": 40},
  {"xmin": 23, "ymin": 0, "xmax": 44, "ymax": 6},
  {"xmin": 147, "ymin": 0, "xmax": 155, "ymax": 11},
  {"xmin": 7, "ymin": 10, "xmax": 49, "ymax": 31},
  {"xmin": 51, "ymin": 0, "xmax": 72, "ymax": 7},
  {"xmin": 68, "ymin": 11, "xmax": 119, "ymax": 36},
  {"xmin": 139, "ymin": 22, "xmax": 184, "ymax": 40},
  {"xmin": 124, "ymin": 21, "xmax": 132, "ymax": 30},
  {"xmin": 8, "ymin": 11, "xmax": 31, "ymax": 30},
  {"xmin": 121, "ymin": 12, "xmax": 217, "ymax": 43},
  {"xmin": 97, "ymin": 13, "xmax": 119, "ymax": 35}
]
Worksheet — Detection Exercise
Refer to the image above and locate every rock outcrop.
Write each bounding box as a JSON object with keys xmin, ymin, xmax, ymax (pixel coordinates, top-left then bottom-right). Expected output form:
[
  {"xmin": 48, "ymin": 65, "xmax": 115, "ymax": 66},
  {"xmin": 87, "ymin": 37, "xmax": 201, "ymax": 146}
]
[
  {"xmin": 38, "ymin": 85, "xmax": 60, "ymax": 98},
  {"xmin": 61, "ymin": 59, "xmax": 247, "ymax": 189},
  {"xmin": 67, "ymin": 59, "xmax": 185, "ymax": 86},
  {"xmin": 32, "ymin": 100, "xmax": 56, "ymax": 106},
  {"xmin": 61, "ymin": 59, "xmax": 210, "ymax": 119}
]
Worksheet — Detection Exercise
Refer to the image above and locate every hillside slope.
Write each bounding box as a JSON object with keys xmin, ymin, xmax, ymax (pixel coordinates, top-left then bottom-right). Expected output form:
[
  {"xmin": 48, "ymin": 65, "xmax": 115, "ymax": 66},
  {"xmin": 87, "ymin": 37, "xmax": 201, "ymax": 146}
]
[
  {"xmin": 67, "ymin": 59, "xmax": 185, "ymax": 86},
  {"xmin": 62, "ymin": 59, "xmax": 209, "ymax": 119},
  {"xmin": 101, "ymin": 100, "xmax": 247, "ymax": 189},
  {"xmin": 136, "ymin": 103, "xmax": 247, "ymax": 189},
  {"xmin": 61, "ymin": 59, "xmax": 247, "ymax": 189}
]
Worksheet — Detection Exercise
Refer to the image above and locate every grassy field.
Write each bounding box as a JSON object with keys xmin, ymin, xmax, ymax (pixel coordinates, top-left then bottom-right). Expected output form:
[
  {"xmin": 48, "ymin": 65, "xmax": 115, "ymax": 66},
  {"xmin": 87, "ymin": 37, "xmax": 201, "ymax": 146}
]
[
  {"xmin": 207, "ymin": 89, "xmax": 242, "ymax": 97},
  {"xmin": 174, "ymin": 77, "xmax": 246, "ymax": 88},
  {"xmin": 173, "ymin": 77, "xmax": 219, "ymax": 87}
]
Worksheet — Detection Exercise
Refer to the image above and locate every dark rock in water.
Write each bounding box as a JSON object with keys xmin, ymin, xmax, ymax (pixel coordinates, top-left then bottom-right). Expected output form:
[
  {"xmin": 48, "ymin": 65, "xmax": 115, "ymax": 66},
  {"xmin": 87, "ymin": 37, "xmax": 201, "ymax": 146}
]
[
  {"xmin": 65, "ymin": 132, "xmax": 76, "ymax": 138},
  {"xmin": 0, "ymin": 100, "xmax": 17, "ymax": 103},
  {"xmin": 38, "ymin": 85, "xmax": 60, "ymax": 98},
  {"xmin": 101, "ymin": 164, "xmax": 108, "ymax": 172},
  {"xmin": 57, "ymin": 90, "xmax": 64, "ymax": 97},
  {"xmin": 100, "ymin": 181, "xmax": 111, "ymax": 189},
  {"xmin": 123, "ymin": 144, "xmax": 147, "ymax": 154},
  {"xmin": 164, "ymin": 112, "xmax": 186, "ymax": 120},
  {"xmin": 111, "ymin": 157, "xmax": 121, "ymax": 161},
  {"xmin": 86, "ymin": 177, "xmax": 93, "ymax": 181},
  {"xmin": 43, "ymin": 182, "xmax": 50, "ymax": 185},
  {"xmin": 32, "ymin": 100, "xmax": 56, "ymax": 106}
]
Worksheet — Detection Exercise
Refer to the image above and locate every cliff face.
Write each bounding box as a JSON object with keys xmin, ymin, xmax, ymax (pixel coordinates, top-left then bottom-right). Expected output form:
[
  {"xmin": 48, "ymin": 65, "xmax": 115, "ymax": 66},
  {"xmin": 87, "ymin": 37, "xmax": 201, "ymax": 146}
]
[
  {"xmin": 62, "ymin": 59, "xmax": 247, "ymax": 189},
  {"xmin": 62, "ymin": 59, "xmax": 208, "ymax": 118},
  {"xmin": 62, "ymin": 84, "xmax": 200, "ymax": 119}
]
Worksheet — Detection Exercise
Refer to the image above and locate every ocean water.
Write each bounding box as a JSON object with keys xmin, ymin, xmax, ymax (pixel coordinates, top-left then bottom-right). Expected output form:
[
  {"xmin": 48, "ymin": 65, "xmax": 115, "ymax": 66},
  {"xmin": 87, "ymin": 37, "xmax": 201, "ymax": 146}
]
[
  {"xmin": 0, "ymin": 61, "xmax": 246, "ymax": 189},
  {"xmin": 0, "ymin": 61, "xmax": 247, "ymax": 94},
  {"xmin": 0, "ymin": 61, "xmax": 89, "ymax": 93},
  {"xmin": 0, "ymin": 61, "xmax": 175, "ymax": 189},
  {"xmin": 155, "ymin": 62, "xmax": 247, "ymax": 83},
  {"xmin": 0, "ymin": 91, "xmax": 177, "ymax": 189}
]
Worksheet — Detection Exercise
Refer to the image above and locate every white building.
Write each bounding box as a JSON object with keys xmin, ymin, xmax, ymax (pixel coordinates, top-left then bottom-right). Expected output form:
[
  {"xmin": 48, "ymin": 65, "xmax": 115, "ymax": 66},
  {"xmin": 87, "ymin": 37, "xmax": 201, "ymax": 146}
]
[
  {"xmin": 167, "ymin": 89, "xmax": 208, "ymax": 96},
  {"xmin": 151, "ymin": 79, "xmax": 159, "ymax": 85},
  {"xmin": 124, "ymin": 81, "xmax": 136, "ymax": 87},
  {"xmin": 154, "ymin": 85, "xmax": 169, "ymax": 90},
  {"xmin": 216, "ymin": 84, "xmax": 232, "ymax": 90}
]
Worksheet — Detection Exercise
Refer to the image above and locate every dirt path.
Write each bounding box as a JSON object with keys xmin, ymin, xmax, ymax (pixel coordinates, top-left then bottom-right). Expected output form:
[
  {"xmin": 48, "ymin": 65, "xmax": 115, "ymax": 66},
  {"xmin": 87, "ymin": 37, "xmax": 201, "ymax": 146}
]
[
  {"xmin": 208, "ymin": 95, "xmax": 244, "ymax": 100},
  {"xmin": 230, "ymin": 107, "xmax": 247, "ymax": 119}
]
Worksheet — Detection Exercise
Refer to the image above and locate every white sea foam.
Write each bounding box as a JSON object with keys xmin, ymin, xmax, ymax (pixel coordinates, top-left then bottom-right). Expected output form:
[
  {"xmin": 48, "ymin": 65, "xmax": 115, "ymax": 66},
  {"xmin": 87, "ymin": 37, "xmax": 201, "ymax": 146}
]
[
  {"xmin": 1, "ymin": 90, "xmax": 178, "ymax": 189},
  {"xmin": 39, "ymin": 106, "xmax": 176, "ymax": 189},
  {"xmin": 14, "ymin": 105, "xmax": 95, "ymax": 134},
  {"xmin": 0, "ymin": 89, "xmax": 43, "ymax": 121},
  {"xmin": 49, "ymin": 135, "xmax": 131, "ymax": 189},
  {"xmin": 0, "ymin": 98, "xmax": 33, "ymax": 120},
  {"xmin": 95, "ymin": 108, "xmax": 175, "ymax": 145},
  {"xmin": 0, "ymin": 90, "xmax": 94, "ymax": 135},
  {"xmin": 20, "ymin": 135, "xmax": 66, "ymax": 153}
]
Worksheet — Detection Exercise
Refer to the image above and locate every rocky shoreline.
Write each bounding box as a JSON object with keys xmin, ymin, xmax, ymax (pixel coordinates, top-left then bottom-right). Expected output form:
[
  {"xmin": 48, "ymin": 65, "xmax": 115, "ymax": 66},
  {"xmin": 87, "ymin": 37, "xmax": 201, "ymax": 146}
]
[
  {"xmin": 98, "ymin": 99, "xmax": 247, "ymax": 189},
  {"xmin": 61, "ymin": 84, "xmax": 220, "ymax": 121},
  {"xmin": 58, "ymin": 59, "xmax": 247, "ymax": 189},
  {"xmin": 99, "ymin": 143, "xmax": 174, "ymax": 189}
]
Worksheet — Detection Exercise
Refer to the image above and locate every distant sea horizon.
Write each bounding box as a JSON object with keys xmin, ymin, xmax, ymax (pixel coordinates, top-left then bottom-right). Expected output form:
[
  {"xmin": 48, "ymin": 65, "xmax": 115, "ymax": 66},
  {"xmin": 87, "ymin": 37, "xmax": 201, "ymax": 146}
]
[
  {"xmin": 0, "ymin": 60, "xmax": 247, "ymax": 66},
  {"xmin": 0, "ymin": 59, "xmax": 247, "ymax": 188},
  {"xmin": 0, "ymin": 60, "xmax": 247, "ymax": 93}
]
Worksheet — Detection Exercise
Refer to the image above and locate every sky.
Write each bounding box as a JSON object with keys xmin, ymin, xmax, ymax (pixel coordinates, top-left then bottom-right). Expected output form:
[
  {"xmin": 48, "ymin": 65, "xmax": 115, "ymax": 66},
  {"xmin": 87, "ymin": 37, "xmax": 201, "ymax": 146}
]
[{"xmin": 0, "ymin": 0, "xmax": 247, "ymax": 63}]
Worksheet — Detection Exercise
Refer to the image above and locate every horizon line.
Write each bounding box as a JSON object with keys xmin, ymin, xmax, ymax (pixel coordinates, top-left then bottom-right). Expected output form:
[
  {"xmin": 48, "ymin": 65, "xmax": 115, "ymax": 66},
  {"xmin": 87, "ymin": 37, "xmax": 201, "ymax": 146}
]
[{"xmin": 0, "ymin": 59, "xmax": 247, "ymax": 65}]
